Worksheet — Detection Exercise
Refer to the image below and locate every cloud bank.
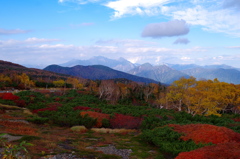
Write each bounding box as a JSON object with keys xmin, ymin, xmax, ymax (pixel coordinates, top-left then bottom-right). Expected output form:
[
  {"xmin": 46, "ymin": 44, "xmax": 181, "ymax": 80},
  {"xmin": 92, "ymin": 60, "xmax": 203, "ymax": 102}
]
[
  {"xmin": 0, "ymin": 28, "xmax": 30, "ymax": 35},
  {"xmin": 142, "ymin": 20, "xmax": 189, "ymax": 38},
  {"xmin": 3, "ymin": 37, "xmax": 237, "ymax": 68}
]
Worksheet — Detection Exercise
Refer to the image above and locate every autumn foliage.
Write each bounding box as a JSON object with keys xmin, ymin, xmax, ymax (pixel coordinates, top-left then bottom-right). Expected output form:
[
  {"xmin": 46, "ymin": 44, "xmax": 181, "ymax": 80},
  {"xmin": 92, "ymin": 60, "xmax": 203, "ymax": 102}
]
[
  {"xmin": 110, "ymin": 113, "xmax": 143, "ymax": 129},
  {"xmin": 176, "ymin": 142, "xmax": 240, "ymax": 159},
  {"xmin": 32, "ymin": 102, "xmax": 62, "ymax": 114},
  {"xmin": 0, "ymin": 93, "xmax": 19, "ymax": 101},
  {"xmin": 74, "ymin": 106, "xmax": 102, "ymax": 112},
  {"xmin": 169, "ymin": 124, "xmax": 240, "ymax": 144},
  {"xmin": 80, "ymin": 111, "xmax": 110, "ymax": 128}
]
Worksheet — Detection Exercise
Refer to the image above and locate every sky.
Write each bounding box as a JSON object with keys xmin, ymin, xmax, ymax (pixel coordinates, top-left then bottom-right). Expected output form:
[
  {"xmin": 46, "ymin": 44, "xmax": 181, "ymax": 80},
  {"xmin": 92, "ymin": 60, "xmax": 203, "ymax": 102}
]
[{"xmin": 0, "ymin": 0, "xmax": 240, "ymax": 68}]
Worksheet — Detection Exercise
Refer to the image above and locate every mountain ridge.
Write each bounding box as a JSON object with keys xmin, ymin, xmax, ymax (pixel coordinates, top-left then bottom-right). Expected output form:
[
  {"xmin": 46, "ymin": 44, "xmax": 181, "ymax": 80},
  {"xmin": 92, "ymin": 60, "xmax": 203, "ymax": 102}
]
[
  {"xmin": 44, "ymin": 64, "xmax": 159, "ymax": 84},
  {"xmin": 128, "ymin": 64, "xmax": 190, "ymax": 84}
]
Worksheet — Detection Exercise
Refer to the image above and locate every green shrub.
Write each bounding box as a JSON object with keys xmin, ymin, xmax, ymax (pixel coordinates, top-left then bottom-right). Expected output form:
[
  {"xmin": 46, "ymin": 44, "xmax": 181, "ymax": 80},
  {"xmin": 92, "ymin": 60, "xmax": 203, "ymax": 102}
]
[
  {"xmin": 27, "ymin": 116, "xmax": 49, "ymax": 124},
  {"xmin": 102, "ymin": 118, "xmax": 110, "ymax": 128},
  {"xmin": 141, "ymin": 126, "xmax": 210, "ymax": 157},
  {"xmin": 141, "ymin": 116, "xmax": 172, "ymax": 130},
  {"xmin": 0, "ymin": 99, "xmax": 15, "ymax": 106}
]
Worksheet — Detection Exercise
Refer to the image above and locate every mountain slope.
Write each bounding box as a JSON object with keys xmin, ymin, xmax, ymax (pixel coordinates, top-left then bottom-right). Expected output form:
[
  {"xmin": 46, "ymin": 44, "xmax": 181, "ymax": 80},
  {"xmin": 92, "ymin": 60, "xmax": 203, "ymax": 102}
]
[
  {"xmin": 182, "ymin": 68, "xmax": 240, "ymax": 84},
  {"xmin": 61, "ymin": 56, "xmax": 136, "ymax": 72},
  {"xmin": 0, "ymin": 60, "xmax": 71, "ymax": 80},
  {"xmin": 44, "ymin": 64, "xmax": 158, "ymax": 84},
  {"xmin": 128, "ymin": 63, "xmax": 189, "ymax": 84}
]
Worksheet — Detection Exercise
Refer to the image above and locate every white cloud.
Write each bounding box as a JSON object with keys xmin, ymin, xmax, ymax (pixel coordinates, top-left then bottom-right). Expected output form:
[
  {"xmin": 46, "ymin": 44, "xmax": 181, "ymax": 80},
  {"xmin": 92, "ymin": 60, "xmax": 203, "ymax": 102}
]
[
  {"xmin": 96, "ymin": 39, "xmax": 158, "ymax": 47},
  {"xmin": 173, "ymin": 38, "xmax": 190, "ymax": 44},
  {"xmin": 103, "ymin": 0, "xmax": 240, "ymax": 37},
  {"xmin": 39, "ymin": 44, "xmax": 74, "ymax": 48},
  {"xmin": 0, "ymin": 28, "xmax": 31, "ymax": 35},
  {"xmin": 0, "ymin": 38, "xmax": 61, "ymax": 46},
  {"xmin": 142, "ymin": 20, "xmax": 189, "ymax": 38},
  {"xmin": 105, "ymin": 0, "xmax": 171, "ymax": 18},
  {"xmin": 181, "ymin": 56, "xmax": 191, "ymax": 60},
  {"xmin": 227, "ymin": 46, "xmax": 240, "ymax": 49},
  {"xmin": 57, "ymin": 0, "xmax": 240, "ymax": 37},
  {"xmin": 172, "ymin": 5, "xmax": 240, "ymax": 37},
  {"xmin": 25, "ymin": 38, "xmax": 61, "ymax": 43},
  {"xmin": 58, "ymin": 0, "xmax": 101, "ymax": 4}
]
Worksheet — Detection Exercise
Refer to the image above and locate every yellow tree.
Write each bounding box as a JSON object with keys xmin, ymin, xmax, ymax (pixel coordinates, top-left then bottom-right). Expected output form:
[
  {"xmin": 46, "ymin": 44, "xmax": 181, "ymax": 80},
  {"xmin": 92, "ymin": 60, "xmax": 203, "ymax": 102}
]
[
  {"xmin": 155, "ymin": 91, "xmax": 168, "ymax": 109},
  {"xmin": 219, "ymin": 83, "xmax": 240, "ymax": 114},
  {"xmin": 187, "ymin": 79, "xmax": 229, "ymax": 116},
  {"xmin": 76, "ymin": 83, "xmax": 83, "ymax": 90},
  {"xmin": 18, "ymin": 73, "xmax": 35, "ymax": 89},
  {"xmin": 0, "ymin": 74, "xmax": 11, "ymax": 87},
  {"xmin": 186, "ymin": 80, "xmax": 219, "ymax": 116},
  {"xmin": 87, "ymin": 80, "xmax": 98, "ymax": 94},
  {"xmin": 53, "ymin": 79, "xmax": 65, "ymax": 88},
  {"xmin": 167, "ymin": 76, "xmax": 196, "ymax": 111},
  {"xmin": 66, "ymin": 77, "xmax": 79, "ymax": 89}
]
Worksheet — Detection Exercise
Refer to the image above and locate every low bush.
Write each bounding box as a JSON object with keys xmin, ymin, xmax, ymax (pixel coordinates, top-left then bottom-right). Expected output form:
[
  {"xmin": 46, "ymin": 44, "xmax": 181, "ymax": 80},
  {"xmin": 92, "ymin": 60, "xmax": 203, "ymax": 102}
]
[
  {"xmin": 176, "ymin": 142, "xmax": 240, "ymax": 159},
  {"xmin": 110, "ymin": 113, "xmax": 143, "ymax": 129},
  {"xmin": 169, "ymin": 124, "xmax": 240, "ymax": 144},
  {"xmin": 80, "ymin": 111, "xmax": 110, "ymax": 128},
  {"xmin": 27, "ymin": 116, "xmax": 49, "ymax": 124},
  {"xmin": 141, "ymin": 126, "xmax": 209, "ymax": 157}
]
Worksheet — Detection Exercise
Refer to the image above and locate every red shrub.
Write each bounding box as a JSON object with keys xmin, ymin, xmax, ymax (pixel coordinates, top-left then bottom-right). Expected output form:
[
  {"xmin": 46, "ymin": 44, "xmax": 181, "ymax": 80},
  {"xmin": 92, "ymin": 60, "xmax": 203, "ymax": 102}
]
[
  {"xmin": 110, "ymin": 113, "xmax": 143, "ymax": 129},
  {"xmin": 169, "ymin": 124, "xmax": 240, "ymax": 144},
  {"xmin": 0, "ymin": 93, "xmax": 4, "ymax": 98},
  {"xmin": 176, "ymin": 142, "xmax": 240, "ymax": 159},
  {"xmin": 80, "ymin": 111, "xmax": 110, "ymax": 128},
  {"xmin": 74, "ymin": 106, "xmax": 91, "ymax": 111},
  {"xmin": 32, "ymin": 102, "xmax": 62, "ymax": 114},
  {"xmin": 14, "ymin": 99, "xmax": 26, "ymax": 107},
  {"xmin": 55, "ymin": 97, "xmax": 61, "ymax": 101},
  {"xmin": 232, "ymin": 118, "xmax": 240, "ymax": 122},
  {"xmin": 47, "ymin": 102, "xmax": 62, "ymax": 108},
  {"xmin": 74, "ymin": 106, "xmax": 102, "ymax": 112},
  {"xmin": 32, "ymin": 107, "xmax": 57, "ymax": 114},
  {"xmin": 1, "ymin": 93, "xmax": 19, "ymax": 101}
]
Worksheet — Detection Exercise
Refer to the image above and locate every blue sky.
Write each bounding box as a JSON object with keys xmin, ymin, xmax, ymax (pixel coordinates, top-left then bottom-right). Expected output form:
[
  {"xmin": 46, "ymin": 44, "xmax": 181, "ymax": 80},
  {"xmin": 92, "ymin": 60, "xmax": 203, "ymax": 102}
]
[{"xmin": 1, "ymin": 0, "xmax": 240, "ymax": 68}]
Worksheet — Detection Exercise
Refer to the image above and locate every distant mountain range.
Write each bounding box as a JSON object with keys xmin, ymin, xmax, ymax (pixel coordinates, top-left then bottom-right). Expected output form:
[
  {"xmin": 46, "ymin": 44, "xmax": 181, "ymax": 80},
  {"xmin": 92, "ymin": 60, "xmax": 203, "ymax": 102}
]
[
  {"xmin": 61, "ymin": 56, "xmax": 135, "ymax": 72},
  {"xmin": 182, "ymin": 67, "xmax": 240, "ymax": 84},
  {"xmin": 61, "ymin": 56, "xmax": 240, "ymax": 84},
  {"xmin": 2, "ymin": 56, "xmax": 240, "ymax": 85},
  {"xmin": 44, "ymin": 64, "xmax": 158, "ymax": 84},
  {"xmin": 127, "ymin": 63, "xmax": 190, "ymax": 84}
]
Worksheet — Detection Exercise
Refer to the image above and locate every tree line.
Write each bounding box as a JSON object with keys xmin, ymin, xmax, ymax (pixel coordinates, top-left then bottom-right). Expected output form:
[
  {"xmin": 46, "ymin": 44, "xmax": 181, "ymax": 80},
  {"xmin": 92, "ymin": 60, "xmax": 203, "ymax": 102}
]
[{"xmin": 1, "ymin": 73, "xmax": 240, "ymax": 116}]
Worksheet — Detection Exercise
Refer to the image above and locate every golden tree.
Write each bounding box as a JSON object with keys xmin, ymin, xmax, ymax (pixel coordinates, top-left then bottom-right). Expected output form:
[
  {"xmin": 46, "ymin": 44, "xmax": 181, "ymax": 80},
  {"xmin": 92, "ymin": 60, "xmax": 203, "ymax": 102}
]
[
  {"xmin": 53, "ymin": 79, "xmax": 65, "ymax": 88},
  {"xmin": 18, "ymin": 73, "xmax": 35, "ymax": 89},
  {"xmin": 66, "ymin": 77, "xmax": 79, "ymax": 89}
]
